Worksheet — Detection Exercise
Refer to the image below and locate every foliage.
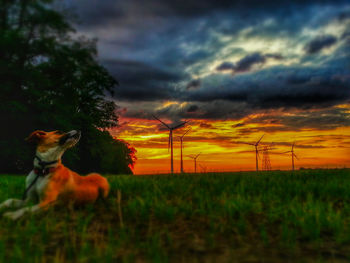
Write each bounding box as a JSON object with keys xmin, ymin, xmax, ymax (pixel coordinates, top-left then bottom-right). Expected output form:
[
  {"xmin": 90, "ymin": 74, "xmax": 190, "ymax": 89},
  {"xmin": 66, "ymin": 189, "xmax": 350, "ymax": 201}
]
[
  {"xmin": 0, "ymin": 0, "xmax": 135, "ymax": 174},
  {"xmin": 0, "ymin": 169, "xmax": 350, "ymax": 262}
]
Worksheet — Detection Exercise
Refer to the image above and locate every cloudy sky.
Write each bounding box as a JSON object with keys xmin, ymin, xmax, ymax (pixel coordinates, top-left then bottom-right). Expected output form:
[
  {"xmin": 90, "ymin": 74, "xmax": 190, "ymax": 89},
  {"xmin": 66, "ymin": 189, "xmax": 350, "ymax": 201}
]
[{"xmin": 64, "ymin": 0, "xmax": 350, "ymax": 173}]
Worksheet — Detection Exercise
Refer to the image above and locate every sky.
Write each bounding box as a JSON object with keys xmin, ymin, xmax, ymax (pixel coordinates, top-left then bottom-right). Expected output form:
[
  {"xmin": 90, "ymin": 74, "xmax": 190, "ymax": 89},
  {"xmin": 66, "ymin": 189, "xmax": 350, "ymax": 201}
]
[{"xmin": 63, "ymin": 0, "xmax": 350, "ymax": 174}]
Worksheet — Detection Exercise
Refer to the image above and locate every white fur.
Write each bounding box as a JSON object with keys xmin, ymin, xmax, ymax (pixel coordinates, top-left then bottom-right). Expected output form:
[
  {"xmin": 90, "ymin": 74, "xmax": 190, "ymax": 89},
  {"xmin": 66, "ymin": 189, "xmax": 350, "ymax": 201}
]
[{"xmin": 36, "ymin": 147, "xmax": 63, "ymax": 164}]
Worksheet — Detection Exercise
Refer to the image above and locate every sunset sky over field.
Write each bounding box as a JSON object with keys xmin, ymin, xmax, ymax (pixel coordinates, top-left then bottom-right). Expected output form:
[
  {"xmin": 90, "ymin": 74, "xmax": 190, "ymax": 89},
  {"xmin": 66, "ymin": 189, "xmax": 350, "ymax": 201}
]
[{"xmin": 63, "ymin": 0, "xmax": 350, "ymax": 173}]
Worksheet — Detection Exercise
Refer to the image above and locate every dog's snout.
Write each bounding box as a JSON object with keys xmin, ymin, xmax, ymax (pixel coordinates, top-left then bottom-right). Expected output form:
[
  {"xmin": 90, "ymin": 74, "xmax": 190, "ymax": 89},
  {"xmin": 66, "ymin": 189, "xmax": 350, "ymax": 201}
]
[
  {"xmin": 67, "ymin": 130, "xmax": 81, "ymax": 137},
  {"xmin": 59, "ymin": 130, "xmax": 81, "ymax": 146},
  {"xmin": 73, "ymin": 130, "xmax": 81, "ymax": 138},
  {"xmin": 69, "ymin": 130, "xmax": 77, "ymax": 135}
]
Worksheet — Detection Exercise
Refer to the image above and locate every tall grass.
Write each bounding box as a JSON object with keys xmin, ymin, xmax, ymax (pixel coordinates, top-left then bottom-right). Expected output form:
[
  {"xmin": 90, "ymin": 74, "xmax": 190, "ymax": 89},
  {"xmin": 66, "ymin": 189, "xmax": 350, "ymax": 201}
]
[{"xmin": 0, "ymin": 169, "xmax": 349, "ymax": 262}]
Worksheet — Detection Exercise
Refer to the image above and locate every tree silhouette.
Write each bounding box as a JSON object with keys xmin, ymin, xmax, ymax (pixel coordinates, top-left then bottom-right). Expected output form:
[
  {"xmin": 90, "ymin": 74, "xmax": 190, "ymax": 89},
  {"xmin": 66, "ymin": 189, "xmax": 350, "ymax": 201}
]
[{"xmin": 0, "ymin": 0, "xmax": 135, "ymax": 174}]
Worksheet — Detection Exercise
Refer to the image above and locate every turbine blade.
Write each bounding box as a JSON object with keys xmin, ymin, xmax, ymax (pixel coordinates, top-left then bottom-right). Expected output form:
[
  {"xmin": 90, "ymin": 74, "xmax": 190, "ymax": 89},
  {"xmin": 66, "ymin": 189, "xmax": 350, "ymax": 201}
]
[
  {"xmin": 293, "ymin": 153, "xmax": 299, "ymax": 160},
  {"xmin": 242, "ymin": 142, "xmax": 255, "ymax": 146},
  {"xmin": 172, "ymin": 121, "xmax": 188, "ymax": 130},
  {"xmin": 183, "ymin": 128, "xmax": 191, "ymax": 137},
  {"xmin": 256, "ymin": 134, "xmax": 265, "ymax": 146},
  {"xmin": 152, "ymin": 115, "xmax": 170, "ymax": 129},
  {"xmin": 180, "ymin": 128, "xmax": 191, "ymax": 139}
]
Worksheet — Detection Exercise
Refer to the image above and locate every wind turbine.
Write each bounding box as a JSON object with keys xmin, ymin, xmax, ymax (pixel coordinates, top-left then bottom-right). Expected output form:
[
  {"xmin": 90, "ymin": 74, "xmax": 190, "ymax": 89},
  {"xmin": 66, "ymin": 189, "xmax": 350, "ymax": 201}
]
[
  {"xmin": 246, "ymin": 134, "xmax": 265, "ymax": 171},
  {"xmin": 282, "ymin": 142, "xmax": 299, "ymax": 171},
  {"xmin": 178, "ymin": 128, "xmax": 191, "ymax": 173},
  {"xmin": 153, "ymin": 115, "xmax": 188, "ymax": 174},
  {"xmin": 188, "ymin": 153, "xmax": 201, "ymax": 173}
]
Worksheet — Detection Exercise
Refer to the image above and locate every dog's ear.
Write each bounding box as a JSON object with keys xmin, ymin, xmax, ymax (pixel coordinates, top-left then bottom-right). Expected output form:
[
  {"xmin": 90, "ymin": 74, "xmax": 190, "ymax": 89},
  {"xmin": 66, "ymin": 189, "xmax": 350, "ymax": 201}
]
[{"xmin": 25, "ymin": 130, "xmax": 46, "ymax": 144}]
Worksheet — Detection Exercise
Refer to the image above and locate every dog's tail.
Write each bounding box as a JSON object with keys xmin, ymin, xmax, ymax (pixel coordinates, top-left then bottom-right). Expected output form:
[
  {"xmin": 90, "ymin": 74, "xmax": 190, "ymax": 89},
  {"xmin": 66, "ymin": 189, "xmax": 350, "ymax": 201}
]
[
  {"xmin": 97, "ymin": 176, "xmax": 110, "ymax": 207},
  {"xmin": 98, "ymin": 176, "xmax": 110, "ymax": 199},
  {"xmin": 87, "ymin": 173, "xmax": 110, "ymax": 199}
]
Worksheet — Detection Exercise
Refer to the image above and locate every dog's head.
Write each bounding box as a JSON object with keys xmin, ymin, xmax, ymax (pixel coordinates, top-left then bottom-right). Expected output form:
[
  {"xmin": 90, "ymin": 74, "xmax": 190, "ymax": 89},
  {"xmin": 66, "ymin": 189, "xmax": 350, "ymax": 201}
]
[{"xmin": 26, "ymin": 130, "xmax": 81, "ymax": 159}]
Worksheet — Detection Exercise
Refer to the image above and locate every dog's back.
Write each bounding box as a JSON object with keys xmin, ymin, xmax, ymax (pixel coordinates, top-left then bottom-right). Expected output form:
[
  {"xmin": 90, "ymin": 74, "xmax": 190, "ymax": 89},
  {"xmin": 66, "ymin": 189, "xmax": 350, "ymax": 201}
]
[{"xmin": 66, "ymin": 170, "xmax": 109, "ymax": 204}]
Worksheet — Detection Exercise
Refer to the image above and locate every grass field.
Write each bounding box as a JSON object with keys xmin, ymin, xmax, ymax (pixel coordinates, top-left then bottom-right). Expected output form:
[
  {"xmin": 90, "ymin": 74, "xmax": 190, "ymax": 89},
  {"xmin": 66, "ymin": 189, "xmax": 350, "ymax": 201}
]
[{"xmin": 0, "ymin": 169, "xmax": 350, "ymax": 262}]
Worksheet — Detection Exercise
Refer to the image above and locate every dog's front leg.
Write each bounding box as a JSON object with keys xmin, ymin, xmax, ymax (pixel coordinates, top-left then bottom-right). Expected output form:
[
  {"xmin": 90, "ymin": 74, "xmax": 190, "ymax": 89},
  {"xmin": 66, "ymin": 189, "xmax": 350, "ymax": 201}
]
[
  {"xmin": 0, "ymin": 171, "xmax": 40, "ymax": 211},
  {"xmin": 3, "ymin": 189, "xmax": 58, "ymax": 220},
  {"xmin": 3, "ymin": 203, "xmax": 49, "ymax": 220},
  {"xmin": 0, "ymin": 199, "xmax": 26, "ymax": 210},
  {"xmin": 0, "ymin": 183, "xmax": 37, "ymax": 211},
  {"xmin": 3, "ymin": 198, "xmax": 56, "ymax": 220}
]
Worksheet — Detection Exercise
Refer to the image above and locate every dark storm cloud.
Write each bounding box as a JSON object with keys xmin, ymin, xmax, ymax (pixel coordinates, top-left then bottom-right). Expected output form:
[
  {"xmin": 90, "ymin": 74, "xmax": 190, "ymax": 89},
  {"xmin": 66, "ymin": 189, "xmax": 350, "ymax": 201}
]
[
  {"xmin": 187, "ymin": 58, "xmax": 350, "ymax": 110},
  {"xmin": 216, "ymin": 62, "xmax": 235, "ymax": 71},
  {"xmin": 187, "ymin": 105, "xmax": 199, "ymax": 112},
  {"xmin": 68, "ymin": 0, "xmax": 349, "ymax": 28},
  {"xmin": 304, "ymin": 35, "xmax": 338, "ymax": 54},
  {"xmin": 234, "ymin": 52, "xmax": 267, "ymax": 73},
  {"xmin": 256, "ymin": 78, "xmax": 348, "ymax": 108},
  {"xmin": 118, "ymin": 51, "xmax": 350, "ymax": 124},
  {"xmin": 148, "ymin": 100, "xmax": 255, "ymax": 121},
  {"xmin": 124, "ymin": 56, "xmax": 350, "ymax": 121},
  {"xmin": 279, "ymin": 108, "xmax": 350, "ymax": 130},
  {"xmin": 102, "ymin": 59, "xmax": 186, "ymax": 101},
  {"xmin": 216, "ymin": 53, "xmax": 283, "ymax": 74},
  {"xmin": 71, "ymin": 0, "xmax": 125, "ymax": 27},
  {"xmin": 186, "ymin": 79, "xmax": 201, "ymax": 90}
]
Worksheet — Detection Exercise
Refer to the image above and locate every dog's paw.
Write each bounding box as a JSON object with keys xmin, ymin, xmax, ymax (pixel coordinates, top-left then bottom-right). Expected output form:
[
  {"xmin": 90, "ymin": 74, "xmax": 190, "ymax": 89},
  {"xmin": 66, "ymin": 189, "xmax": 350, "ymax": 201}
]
[{"xmin": 3, "ymin": 210, "xmax": 24, "ymax": 220}]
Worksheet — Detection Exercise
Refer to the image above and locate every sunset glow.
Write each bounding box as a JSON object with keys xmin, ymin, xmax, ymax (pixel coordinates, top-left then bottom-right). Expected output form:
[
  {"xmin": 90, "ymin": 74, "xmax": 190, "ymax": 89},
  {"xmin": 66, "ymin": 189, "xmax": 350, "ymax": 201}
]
[{"xmin": 111, "ymin": 115, "xmax": 350, "ymax": 174}]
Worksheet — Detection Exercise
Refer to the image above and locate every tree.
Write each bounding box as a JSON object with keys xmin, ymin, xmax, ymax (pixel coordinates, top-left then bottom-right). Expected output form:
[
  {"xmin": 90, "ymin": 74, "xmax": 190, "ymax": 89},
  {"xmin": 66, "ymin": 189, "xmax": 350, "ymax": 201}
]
[{"xmin": 0, "ymin": 0, "xmax": 135, "ymax": 174}]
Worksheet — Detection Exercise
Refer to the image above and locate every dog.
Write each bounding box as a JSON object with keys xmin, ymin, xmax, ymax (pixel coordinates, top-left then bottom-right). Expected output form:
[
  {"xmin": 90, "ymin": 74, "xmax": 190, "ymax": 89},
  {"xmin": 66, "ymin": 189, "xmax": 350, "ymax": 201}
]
[{"xmin": 0, "ymin": 130, "xmax": 110, "ymax": 220}]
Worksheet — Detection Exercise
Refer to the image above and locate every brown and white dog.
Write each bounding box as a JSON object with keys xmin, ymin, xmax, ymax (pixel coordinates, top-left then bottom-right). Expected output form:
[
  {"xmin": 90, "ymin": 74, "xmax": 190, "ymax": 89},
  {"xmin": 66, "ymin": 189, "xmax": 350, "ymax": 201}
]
[{"xmin": 0, "ymin": 130, "xmax": 110, "ymax": 220}]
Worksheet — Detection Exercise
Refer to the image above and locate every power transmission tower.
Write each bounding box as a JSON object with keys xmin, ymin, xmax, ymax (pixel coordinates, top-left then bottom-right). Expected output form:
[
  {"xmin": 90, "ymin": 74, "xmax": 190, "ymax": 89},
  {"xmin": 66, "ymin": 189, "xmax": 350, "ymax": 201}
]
[{"xmin": 262, "ymin": 146, "xmax": 272, "ymax": 171}]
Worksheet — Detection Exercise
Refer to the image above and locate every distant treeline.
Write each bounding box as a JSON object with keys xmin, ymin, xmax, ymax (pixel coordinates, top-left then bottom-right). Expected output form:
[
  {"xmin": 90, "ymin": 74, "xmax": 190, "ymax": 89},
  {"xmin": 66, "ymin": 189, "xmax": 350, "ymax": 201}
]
[{"xmin": 0, "ymin": 0, "xmax": 136, "ymax": 174}]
